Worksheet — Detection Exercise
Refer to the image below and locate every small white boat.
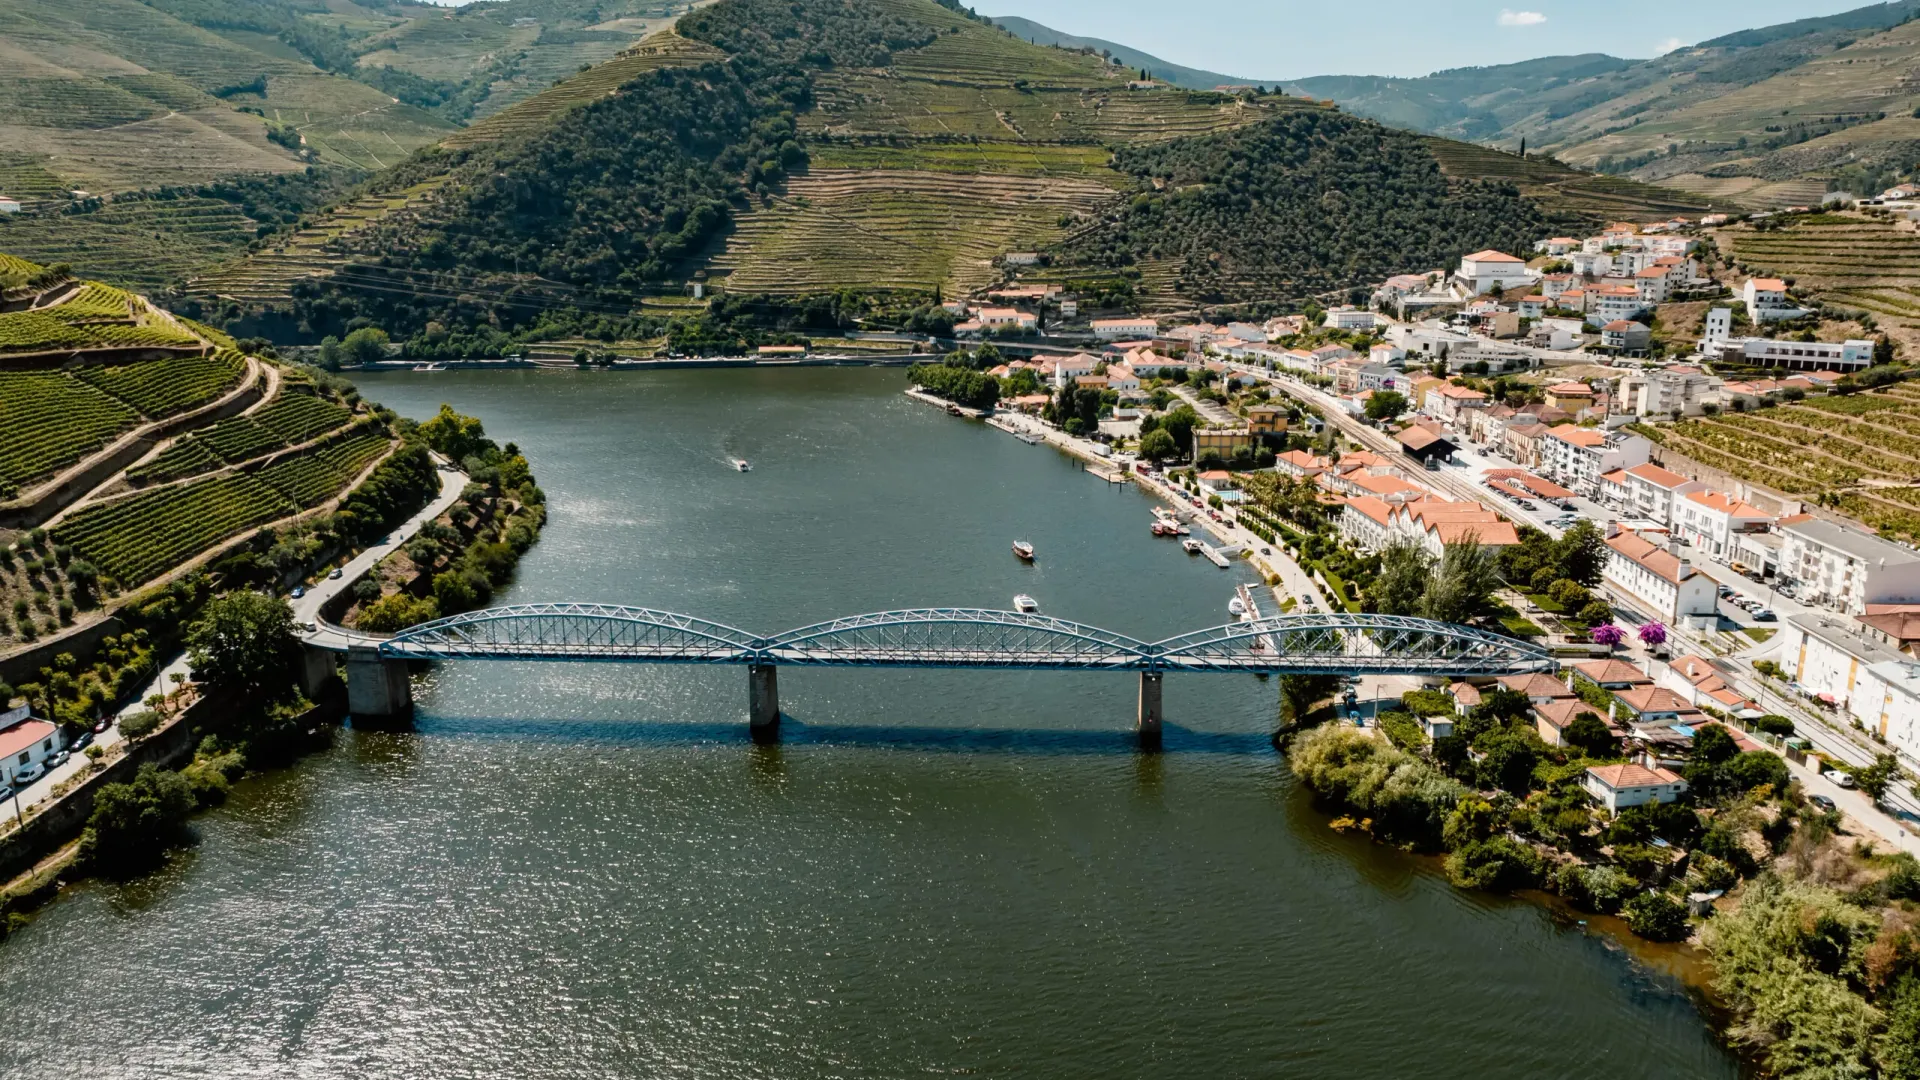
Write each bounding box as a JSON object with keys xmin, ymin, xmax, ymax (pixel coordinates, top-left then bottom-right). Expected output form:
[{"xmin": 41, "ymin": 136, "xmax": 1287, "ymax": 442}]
[
  {"xmin": 1013, "ymin": 594, "xmax": 1040, "ymax": 613},
  {"xmin": 731, "ymin": 458, "xmax": 751, "ymax": 472},
  {"xmin": 1228, "ymin": 596, "xmax": 1247, "ymax": 616},
  {"xmin": 1012, "ymin": 540, "xmax": 1035, "ymax": 561}
]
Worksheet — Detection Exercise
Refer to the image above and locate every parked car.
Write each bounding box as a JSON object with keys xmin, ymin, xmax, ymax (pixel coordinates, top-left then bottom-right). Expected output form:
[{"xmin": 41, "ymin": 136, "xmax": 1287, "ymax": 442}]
[
  {"xmin": 11, "ymin": 764, "xmax": 44, "ymax": 786},
  {"xmin": 1809, "ymin": 794, "xmax": 1838, "ymax": 812},
  {"xmin": 1830, "ymin": 770, "xmax": 1857, "ymax": 789}
]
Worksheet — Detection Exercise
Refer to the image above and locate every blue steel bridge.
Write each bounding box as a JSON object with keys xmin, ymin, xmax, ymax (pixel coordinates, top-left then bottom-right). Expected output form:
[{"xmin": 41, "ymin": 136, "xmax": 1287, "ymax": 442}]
[{"xmin": 305, "ymin": 603, "xmax": 1556, "ymax": 741}]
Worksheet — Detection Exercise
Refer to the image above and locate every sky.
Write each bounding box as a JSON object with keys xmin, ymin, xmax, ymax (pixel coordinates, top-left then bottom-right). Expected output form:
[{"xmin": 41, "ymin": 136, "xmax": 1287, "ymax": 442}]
[{"xmin": 985, "ymin": 0, "xmax": 1883, "ymax": 79}]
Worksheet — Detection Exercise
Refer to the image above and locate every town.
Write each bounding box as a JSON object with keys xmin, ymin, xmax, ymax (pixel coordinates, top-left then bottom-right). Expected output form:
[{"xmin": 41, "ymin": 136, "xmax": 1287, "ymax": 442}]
[{"xmin": 910, "ymin": 197, "xmax": 1920, "ymax": 867}]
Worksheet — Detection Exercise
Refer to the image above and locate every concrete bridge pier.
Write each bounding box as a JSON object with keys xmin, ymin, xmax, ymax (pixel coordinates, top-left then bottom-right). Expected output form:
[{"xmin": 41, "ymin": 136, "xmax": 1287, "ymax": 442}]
[
  {"xmin": 1137, "ymin": 672, "xmax": 1164, "ymax": 748},
  {"xmin": 346, "ymin": 645, "xmax": 414, "ymax": 727},
  {"xmin": 748, "ymin": 663, "xmax": 780, "ymax": 739}
]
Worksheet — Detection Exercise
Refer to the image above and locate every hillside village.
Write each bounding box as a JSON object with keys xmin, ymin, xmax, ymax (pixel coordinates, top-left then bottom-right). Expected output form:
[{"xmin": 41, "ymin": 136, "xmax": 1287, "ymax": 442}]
[{"xmin": 912, "ymin": 197, "xmax": 1920, "ymax": 832}]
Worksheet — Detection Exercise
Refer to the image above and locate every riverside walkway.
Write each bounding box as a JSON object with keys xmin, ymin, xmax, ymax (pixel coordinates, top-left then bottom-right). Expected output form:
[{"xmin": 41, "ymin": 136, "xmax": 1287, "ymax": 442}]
[{"xmin": 303, "ymin": 604, "xmax": 1554, "ymax": 742}]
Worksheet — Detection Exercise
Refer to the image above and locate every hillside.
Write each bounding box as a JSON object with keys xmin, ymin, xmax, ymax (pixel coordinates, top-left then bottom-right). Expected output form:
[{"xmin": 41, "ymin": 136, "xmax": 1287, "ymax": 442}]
[
  {"xmin": 983, "ymin": 14, "xmax": 1266, "ymax": 91},
  {"xmin": 0, "ymin": 0, "xmax": 712, "ymax": 288},
  {"xmin": 0, "ymin": 249, "xmax": 435, "ymax": 654},
  {"xmin": 1284, "ymin": 0, "xmax": 1920, "ymax": 205},
  {"xmin": 176, "ymin": 0, "xmax": 1711, "ymax": 348}
]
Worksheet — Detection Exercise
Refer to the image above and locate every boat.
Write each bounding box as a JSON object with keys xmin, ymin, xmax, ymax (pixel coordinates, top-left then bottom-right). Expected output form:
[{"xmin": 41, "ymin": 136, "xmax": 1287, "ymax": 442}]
[
  {"xmin": 1012, "ymin": 540, "xmax": 1035, "ymax": 561},
  {"xmin": 1181, "ymin": 539, "xmax": 1203, "ymax": 555},
  {"xmin": 1013, "ymin": 594, "xmax": 1040, "ymax": 613},
  {"xmin": 730, "ymin": 458, "xmax": 751, "ymax": 472}
]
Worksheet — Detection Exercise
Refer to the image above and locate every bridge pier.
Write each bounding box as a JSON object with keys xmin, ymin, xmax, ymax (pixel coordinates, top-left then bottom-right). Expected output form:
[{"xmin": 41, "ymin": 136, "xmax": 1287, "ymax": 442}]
[
  {"xmin": 346, "ymin": 645, "xmax": 414, "ymax": 727},
  {"xmin": 1137, "ymin": 672, "xmax": 1164, "ymax": 748},
  {"xmin": 748, "ymin": 663, "xmax": 779, "ymax": 737}
]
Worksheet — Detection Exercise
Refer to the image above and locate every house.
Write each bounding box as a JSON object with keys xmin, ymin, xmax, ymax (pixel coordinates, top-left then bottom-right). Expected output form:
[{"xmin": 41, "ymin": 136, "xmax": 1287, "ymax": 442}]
[
  {"xmin": 1535, "ymin": 699, "xmax": 1608, "ymax": 747},
  {"xmin": 1541, "ymin": 426, "xmax": 1650, "ymax": 495},
  {"xmin": 1245, "ymin": 405, "xmax": 1288, "ymax": 435},
  {"xmin": 1570, "ymin": 657, "xmax": 1652, "ymax": 691},
  {"xmin": 1605, "ymin": 528, "xmax": 1720, "ymax": 623},
  {"xmin": 1616, "ymin": 462, "xmax": 1704, "ymax": 526},
  {"xmin": 1583, "ymin": 763, "xmax": 1688, "ymax": 812},
  {"xmin": 1422, "ymin": 382, "xmax": 1488, "ymax": 423},
  {"xmin": 1091, "ymin": 316, "xmax": 1158, "ymax": 341},
  {"xmin": 1779, "ymin": 517, "xmax": 1920, "ymax": 615},
  {"xmin": 1782, "ymin": 612, "xmax": 1920, "ymax": 769},
  {"xmin": 1672, "ymin": 490, "xmax": 1773, "ymax": 559},
  {"xmin": 1543, "ymin": 382, "xmax": 1596, "ymax": 411},
  {"xmin": 1323, "ymin": 306, "xmax": 1379, "ymax": 331},
  {"xmin": 1500, "ymin": 672, "xmax": 1576, "ymax": 704},
  {"xmin": 978, "ymin": 307, "xmax": 1037, "ymax": 330},
  {"xmin": 1600, "ymin": 320, "xmax": 1652, "ymax": 352},
  {"xmin": 0, "ymin": 706, "xmax": 63, "ymax": 785},
  {"xmin": 1196, "ymin": 470, "xmax": 1244, "ymax": 503},
  {"xmin": 1454, "ymin": 250, "xmax": 1535, "ymax": 296}
]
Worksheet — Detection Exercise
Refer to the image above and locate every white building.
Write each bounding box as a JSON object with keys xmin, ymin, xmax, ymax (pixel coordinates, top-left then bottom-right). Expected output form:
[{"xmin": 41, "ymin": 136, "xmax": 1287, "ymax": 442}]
[
  {"xmin": 1672, "ymin": 490, "xmax": 1773, "ymax": 559},
  {"xmin": 0, "ymin": 705, "xmax": 63, "ymax": 785},
  {"xmin": 1605, "ymin": 528, "xmax": 1719, "ymax": 623},
  {"xmin": 1782, "ymin": 613, "xmax": 1920, "ymax": 769},
  {"xmin": 1453, "ymin": 250, "xmax": 1535, "ymax": 296},
  {"xmin": 1615, "ymin": 462, "xmax": 1705, "ymax": 526},
  {"xmin": 1583, "ymin": 763, "xmax": 1688, "ymax": 812},
  {"xmin": 1090, "ymin": 316, "xmax": 1158, "ymax": 341},
  {"xmin": 1779, "ymin": 517, "xmax": 1920, "ymax": 615},
  {"xmin": 1541, "ymin": 425, "xmax": 1650, "ymax": 495}
]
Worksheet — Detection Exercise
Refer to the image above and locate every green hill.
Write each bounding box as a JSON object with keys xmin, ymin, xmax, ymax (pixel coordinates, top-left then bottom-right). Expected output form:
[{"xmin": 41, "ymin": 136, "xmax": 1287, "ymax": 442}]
[{"xmin": 173, "ymin": 0, "xmax": 1709, "ymax": 352}]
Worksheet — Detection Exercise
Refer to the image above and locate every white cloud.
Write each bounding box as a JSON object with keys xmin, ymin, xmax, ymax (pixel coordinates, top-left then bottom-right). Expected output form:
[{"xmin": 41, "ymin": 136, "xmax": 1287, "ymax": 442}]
[
  {"xmin": 1496, "ymin": 9, "xmax": 1547, "ymax": 26},
  {"xmin": 1657, "ymin": 37, "xmax": 1685, "ymax": 54}
]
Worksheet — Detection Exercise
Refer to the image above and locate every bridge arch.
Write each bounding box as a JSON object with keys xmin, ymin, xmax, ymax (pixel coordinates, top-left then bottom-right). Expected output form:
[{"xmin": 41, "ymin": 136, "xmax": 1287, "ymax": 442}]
[
  {"xmin": 1148, "ymin": 614, "xmax": 1556, "ymax": 675},
  {"xmin": 378, "ymin": 602, "xmax": 759, "ymax": 664},
  {"xmin": 762, "ymin": 608, "xmax": 1155, "ymax": 669}
]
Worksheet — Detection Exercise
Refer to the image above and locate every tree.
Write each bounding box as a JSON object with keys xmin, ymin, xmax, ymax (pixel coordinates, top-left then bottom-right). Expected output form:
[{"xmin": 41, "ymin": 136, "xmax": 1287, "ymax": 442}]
[
  {"xmin": 1138, "ymin": 428, "xmax": 1178, "ymax": 461},
  {"xmin": 186, "ymin": 591, "xmax": 297, "ymax": 700},
  {"xmin": 1420, "ymin": 538, "xmax": 1500, "ymax": 625},
  {"xmin": 1551, "ymin": 520, "xmax": 1609, "ymax": 587},
  {"xmin": 1363, "ymin": 390, "xmax": 1408, "ymax": 421},
  {"xmin": 1856, "ymin": 752, "xmax": 1903, "ymax": 805},
  {"xmin": 340, "ymin": 326, "xmax": 391, "ymax": 366},
  {"xmin": 1371, "ymin": 541, "xmax": 1431, "ymax": 616},
  {"xmin": 78, "ymin": 763, "xmax": 195, "ymax": 874},
  {"xmin": 1623, "ymin": 892, "xmax": 1689, "ymax": 941}
]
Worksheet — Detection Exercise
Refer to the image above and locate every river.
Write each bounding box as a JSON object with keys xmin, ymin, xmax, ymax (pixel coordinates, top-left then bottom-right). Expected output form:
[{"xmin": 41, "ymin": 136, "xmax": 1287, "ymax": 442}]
[{"xmin": 0, "ymin": 368, "xmax": 1739, "ymax": 1078}]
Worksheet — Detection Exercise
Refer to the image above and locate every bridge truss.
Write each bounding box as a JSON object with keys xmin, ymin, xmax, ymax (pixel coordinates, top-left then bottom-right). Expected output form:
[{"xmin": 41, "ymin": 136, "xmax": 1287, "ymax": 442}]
[{"xmin": 369, "ymin": 605, "xmax": 1554, "ymax": 677}]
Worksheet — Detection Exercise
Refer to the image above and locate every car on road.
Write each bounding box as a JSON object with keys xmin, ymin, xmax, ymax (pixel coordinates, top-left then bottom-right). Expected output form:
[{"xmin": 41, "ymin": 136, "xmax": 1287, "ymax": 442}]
[
  {"xmin": 291, "ymin": 586, "xmax": 305, "ymax": 599},
  {"xmin": 11, "ymin": 764, "xmax": 44, "ymax": 786},
  {"xmin": 1829, "ymin": 770, "xmax": 1857, "ymax": 789},
  {"xmin": 46, "ymin": 750, "xmax": 69, "ymax": 770},
  {"xmin": 328, "ymin": 568, "xmax": 344, "ymax": 580},
  {"xmin": 1809, "ymin": 794, "xmax": 1838, "ymax": 812}
]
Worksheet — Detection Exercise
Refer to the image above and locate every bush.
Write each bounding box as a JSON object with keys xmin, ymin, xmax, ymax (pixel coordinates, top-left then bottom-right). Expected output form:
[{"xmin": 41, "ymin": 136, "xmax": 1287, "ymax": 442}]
[
  {"xmin": 1445, "ymin": 837, "xmax": 1545, "ymax": 892},
  {"xmin": 1623, "ymin": 891, "xmax": 1690, "ymax": 941}
]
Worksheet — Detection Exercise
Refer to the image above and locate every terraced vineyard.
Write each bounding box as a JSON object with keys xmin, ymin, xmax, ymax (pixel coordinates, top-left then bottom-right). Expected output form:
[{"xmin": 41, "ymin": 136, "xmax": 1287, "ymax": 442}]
[
  {"xmin": 0, "ymin": 196, "xmax": 263, "ymax": 291},
  {"xmin": 1640, "ymin": 383, "xmax": 1920, "ymax": 538},
  {"xmin": 709, "ymin": 169, "xmax": 1118, "ymax": 295},
  {"xmin": 76, "ymin": 350, "xmax": 245, "ymax": 417},
  {"xmin": 0, "ymin": 372, "xmax": 138, "ymax": 492},
  {"xmin": 1721, "ymin": 215, "xmax": 1920, "ymax": 333},
  {"xmin": 54, "ymin": 473, "xmax": 298, "ymax": 586},
  {"xmin": 256, "ymin": 432, "xmax": 391, "ymax": 505}
]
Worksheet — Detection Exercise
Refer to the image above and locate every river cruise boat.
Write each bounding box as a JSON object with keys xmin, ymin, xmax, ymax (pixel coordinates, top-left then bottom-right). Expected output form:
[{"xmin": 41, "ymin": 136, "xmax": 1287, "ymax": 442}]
[
  {"xmin": 1011, "ymin": 541, "xmax": 1035, "ymax": 561},
  {"xmin": 1012, "ymin": 594, "xmax": 1039, "ymax": 613}
]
